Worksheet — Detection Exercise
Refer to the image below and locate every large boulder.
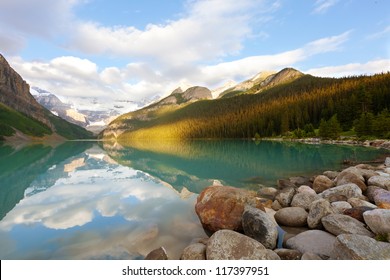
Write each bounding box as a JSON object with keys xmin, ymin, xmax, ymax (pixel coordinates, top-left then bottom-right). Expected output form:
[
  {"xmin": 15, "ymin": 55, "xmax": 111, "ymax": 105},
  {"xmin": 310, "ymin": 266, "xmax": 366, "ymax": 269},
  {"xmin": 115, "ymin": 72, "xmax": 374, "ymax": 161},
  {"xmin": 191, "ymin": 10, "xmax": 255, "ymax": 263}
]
[
  {"xmin": 313, "ymin": 175, "xmax": 334, "ymax": 193},
  {"xmin": 274, "ymin": 207, "xmax": 308, "ymax": 227},
  {"xmin": 368, "ymin": 175, "xmax": 390, "ymax": 190},
  {"xmin": 307, "ymin": 199, "xmax": 333, "ymax": 229},
  {"xmin": 195, "ymin": 185, "xmax": 265, "ymax": 233},
  {"xmin": 291, "ymin": 192, "xmax": 320, "ymax": 211},
  {"xmin": 330, "ymin": 234, "xmax": 390, "ymax": 260},
  {"xmin": 363, "ymin": 209, "xmax": 390, "ymax": 235},
  {"xmin": 347, "ymin": 198, "xmax": 377, "ymax": 208},
  {"xmin": 321, "ymin": 214, "xmax": 374, "ymax": 237},
  {"xmin": 319, "ymin": 183, "xmax": 362, "ymax": 200},
  {"xmin": 242, "ymin": 205, "xmax": 278, "ymax": 249},
  {"xmin": 336, "ymin": 167, "xmax": 367, "ymax": 192},
  {"xmin": 206, "ymin": 230, "xmax": 280, "ymax": 260},
  {"xmin": 275, "ymin": 187, "xmax": 296, "ymax": 207},
  {"xmin": 285, "ymin": 230, "xmax": 336, "ymax": 258}
]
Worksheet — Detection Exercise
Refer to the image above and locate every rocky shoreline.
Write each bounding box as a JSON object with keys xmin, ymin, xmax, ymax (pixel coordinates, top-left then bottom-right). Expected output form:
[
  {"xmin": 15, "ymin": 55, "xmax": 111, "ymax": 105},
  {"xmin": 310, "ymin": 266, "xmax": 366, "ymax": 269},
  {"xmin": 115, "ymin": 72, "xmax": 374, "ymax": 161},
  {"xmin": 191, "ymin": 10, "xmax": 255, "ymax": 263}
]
[{"xmin": 146, "ymin": 157, "xmax": 390, "ymax": 260}]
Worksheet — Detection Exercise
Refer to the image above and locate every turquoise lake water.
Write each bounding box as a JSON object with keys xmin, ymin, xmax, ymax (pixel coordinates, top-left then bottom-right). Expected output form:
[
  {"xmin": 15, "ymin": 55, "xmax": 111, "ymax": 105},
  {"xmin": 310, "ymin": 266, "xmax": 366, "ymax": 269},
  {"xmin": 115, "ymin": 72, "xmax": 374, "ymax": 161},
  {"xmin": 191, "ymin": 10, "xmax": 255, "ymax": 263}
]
[{"xmin": 0, "ymin": 140, "xmax": 386, "ymax": 259}]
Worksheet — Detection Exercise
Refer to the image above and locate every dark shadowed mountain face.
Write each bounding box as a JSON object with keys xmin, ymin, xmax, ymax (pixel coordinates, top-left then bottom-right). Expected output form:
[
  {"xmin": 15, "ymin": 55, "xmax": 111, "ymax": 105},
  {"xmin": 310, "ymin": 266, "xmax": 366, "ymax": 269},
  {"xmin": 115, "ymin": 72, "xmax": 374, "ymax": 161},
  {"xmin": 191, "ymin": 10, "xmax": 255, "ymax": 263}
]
[{"xmin": 0, "ymin": 54, "xmax": 93, "ymax": 140}]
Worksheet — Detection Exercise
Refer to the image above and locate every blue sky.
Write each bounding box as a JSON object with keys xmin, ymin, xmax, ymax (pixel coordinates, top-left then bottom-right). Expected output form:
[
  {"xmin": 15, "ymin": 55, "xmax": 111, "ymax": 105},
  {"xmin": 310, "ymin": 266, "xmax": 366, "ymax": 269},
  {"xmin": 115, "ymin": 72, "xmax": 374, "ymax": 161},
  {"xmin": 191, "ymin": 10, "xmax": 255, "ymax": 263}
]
[{"xmin": 0, "ymin": 0, "xmax": 389, "ymax": 109}]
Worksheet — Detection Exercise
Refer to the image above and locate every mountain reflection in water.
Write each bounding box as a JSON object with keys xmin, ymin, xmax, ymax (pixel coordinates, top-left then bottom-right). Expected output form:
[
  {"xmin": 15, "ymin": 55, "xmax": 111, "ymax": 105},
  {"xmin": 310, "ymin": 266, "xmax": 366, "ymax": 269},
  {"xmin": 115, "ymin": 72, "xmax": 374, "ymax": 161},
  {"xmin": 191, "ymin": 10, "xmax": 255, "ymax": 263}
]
[{"xmin": 0, "ymin": 140, "xmax": 386, "ymax": 259}]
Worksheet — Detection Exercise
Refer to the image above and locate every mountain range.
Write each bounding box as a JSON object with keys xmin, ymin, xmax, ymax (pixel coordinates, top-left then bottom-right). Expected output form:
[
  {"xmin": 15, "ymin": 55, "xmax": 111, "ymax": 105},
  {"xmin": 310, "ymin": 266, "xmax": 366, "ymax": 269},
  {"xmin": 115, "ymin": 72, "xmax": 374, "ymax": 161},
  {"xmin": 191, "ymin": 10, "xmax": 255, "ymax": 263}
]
[
  {"xmin": 102, "ymin": 68, "xmax": 390, "ymax": 141},
  {"xmin": 0, "ymin": 54, "xmax": 93, "ymax": 140}
]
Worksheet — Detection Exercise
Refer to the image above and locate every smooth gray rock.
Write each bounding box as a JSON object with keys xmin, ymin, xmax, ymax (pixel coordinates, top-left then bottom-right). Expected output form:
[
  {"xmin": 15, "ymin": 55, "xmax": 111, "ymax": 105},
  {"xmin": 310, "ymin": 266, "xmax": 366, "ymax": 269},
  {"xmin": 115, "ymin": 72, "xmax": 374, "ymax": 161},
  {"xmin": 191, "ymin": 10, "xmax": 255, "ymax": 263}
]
[
  {"xmin": 331, "ymin": 201, "xmax": 352, "ymax": 214},
  {"xmin": 297, "ymin": 185, "xmax": 317, "ymax": 196},
  {"xmin": 368, "ymin": 175, "xmax": 390, "ymax": 190},
  {"xmin": 321, "ymin": 214, "xmax": 374, "ymax": 237},
  {"xmin": 330, "ymin": 234, "xmax": 390, "ymax": 260},
  {"xmin": 319, "ymin": 183, "xmax": 362, "ymax": 200},
  {"xmin": 291, "ymin": 192, "xmax": 320, "ymax": 211},
  {"xmin": 242, "ymin": 205, "xmax": 278, "ymax": 249},
  {"xmin": 271, "ymin": 200, "xmax": 283, "ymax": 211},
  {"xmin": 180, "ymin": 243, "xmax": 206, "ymax": 260},
  {"xmin": 363, "ymin": 209, "xmax": 390, "ymax": 235},
  {"xmin": 285, "ymin": 230, "xmax": 336, "ymax": 258},
  {"xmin": 258, "ymin": 187, "xmax": 278, "ymax": 200},
  {"xmin": 206, "ymin": 230, "xmax": 280, "ymax": 260},
  {"xmin": 385, "ymin": 157, "xmax": 390, "ymax": 167},
  {"xmin": 275, "ymin": 187, "xmax": 296, "ymax": 207},
  {"xmin": 347, "ymin": 198, "xmax": 377, "ymax": 208},
  {"xmin": 307, "ymin": 199, "xmax": 333, "ymax": 229},
  {"xmin": 274, "ymin": 207, "xmax": 308, "ymax": 227}
]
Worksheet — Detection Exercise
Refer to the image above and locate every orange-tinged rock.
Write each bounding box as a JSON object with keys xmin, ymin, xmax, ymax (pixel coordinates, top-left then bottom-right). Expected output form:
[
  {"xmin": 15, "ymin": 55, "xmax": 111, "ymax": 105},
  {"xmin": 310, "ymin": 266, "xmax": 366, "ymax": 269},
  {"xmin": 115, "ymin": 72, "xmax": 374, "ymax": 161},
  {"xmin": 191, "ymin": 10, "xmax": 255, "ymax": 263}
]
[{"xmin": 195, "ymin": 185, "xmax": 265, "ymax": 233}]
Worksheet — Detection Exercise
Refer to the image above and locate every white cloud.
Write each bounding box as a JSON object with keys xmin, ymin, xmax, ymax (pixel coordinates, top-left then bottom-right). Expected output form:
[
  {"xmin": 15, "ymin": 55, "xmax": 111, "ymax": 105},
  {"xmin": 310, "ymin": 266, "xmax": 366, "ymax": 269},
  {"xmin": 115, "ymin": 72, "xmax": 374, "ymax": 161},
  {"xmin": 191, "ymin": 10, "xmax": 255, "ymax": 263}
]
[
  {"xmin": 306, "ymin": 59, "xmax": 390, "ymax": 77},
  {"xmin": 7, "ymin": 31, "xmax": 354, "ymax": 109},
  {"xmin": 199, "ymin": 31, "xmax": 351, "ymax": 85},
  {"xmin": 313, "ymin": 0, "xmax": 339, "ymax": 14},
  {"xmin": 70, "ymin": 0, "xmax": 275, "ymax": 65},
  {"xmin": 367, "ymin": 25, "xmax": 390, "ymax": 40}
]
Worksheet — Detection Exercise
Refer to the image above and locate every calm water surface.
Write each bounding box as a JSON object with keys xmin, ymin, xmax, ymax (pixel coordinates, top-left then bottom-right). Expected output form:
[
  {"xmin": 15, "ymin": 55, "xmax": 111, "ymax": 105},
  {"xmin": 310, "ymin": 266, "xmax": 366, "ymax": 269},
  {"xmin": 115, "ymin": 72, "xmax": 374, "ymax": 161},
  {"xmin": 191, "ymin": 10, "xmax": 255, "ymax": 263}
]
[{"xmin": 0, "ymin": 140, "xmax": 386, "ymax": 259}]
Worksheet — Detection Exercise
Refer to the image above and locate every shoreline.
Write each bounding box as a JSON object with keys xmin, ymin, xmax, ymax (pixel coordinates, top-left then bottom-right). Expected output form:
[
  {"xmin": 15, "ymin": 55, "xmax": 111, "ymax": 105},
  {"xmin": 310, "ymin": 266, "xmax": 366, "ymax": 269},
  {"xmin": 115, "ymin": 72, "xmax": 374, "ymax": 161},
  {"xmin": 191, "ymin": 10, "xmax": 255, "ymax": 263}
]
[{"xmin": 146, "ymin": 155, "xmax": 390, "ymax": 260}]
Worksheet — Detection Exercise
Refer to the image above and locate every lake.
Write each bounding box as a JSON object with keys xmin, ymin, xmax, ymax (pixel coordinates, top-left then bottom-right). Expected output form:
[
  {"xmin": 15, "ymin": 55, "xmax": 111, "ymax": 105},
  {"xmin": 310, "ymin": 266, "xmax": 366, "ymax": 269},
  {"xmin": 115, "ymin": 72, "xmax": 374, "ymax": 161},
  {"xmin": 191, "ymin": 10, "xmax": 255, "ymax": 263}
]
[{"xmin": 0, "ymin": 140, "xmax": 386, "ymax": 259}]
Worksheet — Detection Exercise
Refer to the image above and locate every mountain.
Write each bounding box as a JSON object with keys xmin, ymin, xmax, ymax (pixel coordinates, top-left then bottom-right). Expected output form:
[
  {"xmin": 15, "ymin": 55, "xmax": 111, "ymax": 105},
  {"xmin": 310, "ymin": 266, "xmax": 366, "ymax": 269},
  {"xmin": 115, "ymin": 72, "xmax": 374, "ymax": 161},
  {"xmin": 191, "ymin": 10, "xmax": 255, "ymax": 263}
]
[
  {"xmin": 102, "ymin": 68, "xmax": 390, "ymax": 141},
  {"xmin": 102, "ymin": 86, "xmax": 212, "ymax": 139},
  {"xmin": 32, "ymin": 87, "xmax": 88, "ymax": 128},
  {"xmin": 219, "ymin": 68, "xmax": 303, "ymax": 98},
  {"xmin": 0, "ymin": 54, "xmax": 93, "ymax": 140}
]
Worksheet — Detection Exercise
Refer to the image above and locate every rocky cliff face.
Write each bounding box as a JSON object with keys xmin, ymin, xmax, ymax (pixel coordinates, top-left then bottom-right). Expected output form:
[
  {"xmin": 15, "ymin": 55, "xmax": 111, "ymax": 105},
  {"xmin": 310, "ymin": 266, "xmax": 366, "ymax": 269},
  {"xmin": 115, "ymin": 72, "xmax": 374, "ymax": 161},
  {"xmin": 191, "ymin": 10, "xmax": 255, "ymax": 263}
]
[{"xmin": 0, "ymin": 54, "xmax": 53, "ymax": 129}]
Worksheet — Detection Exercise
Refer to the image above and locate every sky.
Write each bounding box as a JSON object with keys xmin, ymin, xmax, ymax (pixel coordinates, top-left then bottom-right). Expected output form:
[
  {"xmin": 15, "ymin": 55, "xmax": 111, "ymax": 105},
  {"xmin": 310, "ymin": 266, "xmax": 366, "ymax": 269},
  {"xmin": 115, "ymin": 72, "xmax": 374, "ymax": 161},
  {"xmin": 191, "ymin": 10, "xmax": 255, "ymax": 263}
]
[{"xmin": 1, "ymin": 0, "xmax": 389, "ymax": 110}]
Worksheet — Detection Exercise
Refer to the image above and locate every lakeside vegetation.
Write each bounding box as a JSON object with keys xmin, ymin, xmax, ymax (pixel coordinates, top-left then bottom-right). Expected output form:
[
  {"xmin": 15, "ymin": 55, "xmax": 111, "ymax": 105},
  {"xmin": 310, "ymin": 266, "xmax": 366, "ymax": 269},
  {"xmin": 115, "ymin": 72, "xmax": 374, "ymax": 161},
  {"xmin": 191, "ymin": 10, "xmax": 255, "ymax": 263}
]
[{"xmin": 113, "ymin": 72, "xmax": 390, "ymax": 142}]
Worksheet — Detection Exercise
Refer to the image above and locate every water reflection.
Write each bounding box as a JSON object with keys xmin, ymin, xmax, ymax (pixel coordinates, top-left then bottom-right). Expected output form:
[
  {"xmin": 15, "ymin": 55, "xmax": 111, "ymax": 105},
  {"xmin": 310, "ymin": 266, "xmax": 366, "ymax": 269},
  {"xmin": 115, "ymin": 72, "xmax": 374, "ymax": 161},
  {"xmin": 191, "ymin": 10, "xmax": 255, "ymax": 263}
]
[
  {"xmin": 104, "ymin": 139, "xmax": 386, "ymax": 193},
  {"xmin": 0, "ymin": 142, "xmax": 206, "ymax": 259},
  {"xmin": 0, "ymin": 140, "xmax": 386, "ymax": 260}
]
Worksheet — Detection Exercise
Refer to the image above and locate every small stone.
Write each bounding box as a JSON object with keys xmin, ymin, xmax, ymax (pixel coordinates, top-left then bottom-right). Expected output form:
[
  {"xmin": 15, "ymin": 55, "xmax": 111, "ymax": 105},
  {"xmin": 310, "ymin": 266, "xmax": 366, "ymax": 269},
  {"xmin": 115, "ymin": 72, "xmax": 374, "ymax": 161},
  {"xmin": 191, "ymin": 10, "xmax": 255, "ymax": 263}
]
[
  {"xmin": 347, "ymin": 198, "xmax": 377, "ymax": 208},
  {"xmin": 274, "ymin": 207, "xmax": 308, "ymax": 227},
  {"xmin": 336, "ymin": 168, "xmax": 367, "ymax": 192},
  {"xmin": 301, "ymin": 252, "xmax": 323, "ymax": 260},
  {"xmin": 180, "ymin": 243, "xmax": 206, "ymax": 260},
  {"xmin": 206, "ymin": 230, "xmax": 280, "ymax": 260},
  {"xmin": 368, "ymin": 176, "xmax": 390, "ymax": 190},
  {"xmin": 323, "ymin": 171, "xmax": 339, "ymax": 180},
  {"xmin": 289, "ymin": 176, "xmax": 311, "ymax": 187},
  {"xmin": 331, "ymin": 201, "xmax": 352, "ymax": 214},
  {"xmin": 319, "ymin": 183, "xmax": 362, "ymax": 200},
  {"xmin": 271, "ymin": 200, "xmax": 282, "ymax": 211},
  {"xmin": 343, "ymin": 206, "xmax": 375, "ymax": 222},
  {"xmin": 313, "ymin": 175, "xmax": 334, "ymax": 193},
  {"xmin": 385, "ymin": 157, "xmax": 390, "ymax": 167},
  {"xmin": 275, "ymin": 187, "xmax": 296, "ymax": 207},
  {"xmin": 274, "ymin": 248, "xmax": 302, "ymax": 260},
  {"xmin": 277, "ymin": 179, "xmax": 296, "ymax": 189},
  {"xmin": 363, "ymin": 209, "xmax": 390, "ymax": 235},
  {"xmin": 327, "ymin": 194, "xmax": 348, "ymax": 202},
  {"xmin": 258, "ymin": 187, "xmax": 278, "ymax": 200},
  {"xmin": 285, "ymin": 230, "xmax": 336, "ymax": 258},
  {"xmin": 145, "ymin": 247, "xmax": 168, "ymax": 260},
  {"xmin": 242, "ymin": 205, "xmax": 278, "ymax": 249},
  {"xmin": 367, "ymin": 186, "xmax": 390, "ymax": 209},
  {"xmin": 330, "ymin": 234, "xmax": 390, "ymax": 260},
  {"xmin": 307, "ymin": 199, "xmax": 333, "ymax": 229},
  {"xmin": 321, "ymin": 214, "xmax": 375, "ymax": 237},
  {"xmin": 297, "ymin": 185, "xmax": 317, "ymax": 196},
  {"xmin": 291, "ymin": 192, "xmax": 320, "ymax": 211}
]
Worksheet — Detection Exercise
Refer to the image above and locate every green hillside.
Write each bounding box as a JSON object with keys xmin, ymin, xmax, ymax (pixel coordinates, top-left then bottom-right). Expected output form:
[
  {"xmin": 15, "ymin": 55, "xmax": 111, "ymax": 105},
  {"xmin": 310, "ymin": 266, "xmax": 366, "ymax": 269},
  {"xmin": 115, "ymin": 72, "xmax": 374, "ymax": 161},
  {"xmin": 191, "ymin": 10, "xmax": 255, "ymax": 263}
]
[
  {"xmin": 0, "ymin": 103, "xmax": 94, "ymax": 140},
  {"xmin": 107, "ymin": 72, "xmax": 390, "ymax": 141}
]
